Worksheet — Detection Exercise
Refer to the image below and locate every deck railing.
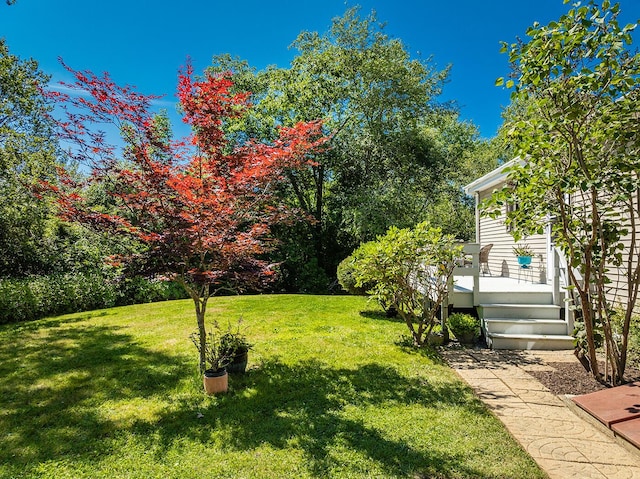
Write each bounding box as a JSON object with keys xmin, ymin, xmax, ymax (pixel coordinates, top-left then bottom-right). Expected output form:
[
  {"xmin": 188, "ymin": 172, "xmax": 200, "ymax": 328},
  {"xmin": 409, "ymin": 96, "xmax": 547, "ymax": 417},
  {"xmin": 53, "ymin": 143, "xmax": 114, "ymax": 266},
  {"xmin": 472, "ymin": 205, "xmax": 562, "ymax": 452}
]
[
  {"xmin": 443, "ymin": 243, "xmax": 480, "ymax": 313},
  {"xmin": 447, "ymin": 242, "xmax": 567, "ymax": 307},
  {"xmin": 552, "ymin": 245, "xmax": 576, "ymax": 331}
]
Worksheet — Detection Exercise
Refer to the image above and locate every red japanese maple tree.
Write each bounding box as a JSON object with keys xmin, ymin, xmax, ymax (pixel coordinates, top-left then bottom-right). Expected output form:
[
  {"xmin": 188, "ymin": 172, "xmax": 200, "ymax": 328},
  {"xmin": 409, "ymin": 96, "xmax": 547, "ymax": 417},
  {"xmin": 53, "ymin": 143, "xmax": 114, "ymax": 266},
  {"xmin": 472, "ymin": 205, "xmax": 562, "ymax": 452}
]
[{"xmin": 44, "ymin": 61, "xmax": 326, "ymax": 372}]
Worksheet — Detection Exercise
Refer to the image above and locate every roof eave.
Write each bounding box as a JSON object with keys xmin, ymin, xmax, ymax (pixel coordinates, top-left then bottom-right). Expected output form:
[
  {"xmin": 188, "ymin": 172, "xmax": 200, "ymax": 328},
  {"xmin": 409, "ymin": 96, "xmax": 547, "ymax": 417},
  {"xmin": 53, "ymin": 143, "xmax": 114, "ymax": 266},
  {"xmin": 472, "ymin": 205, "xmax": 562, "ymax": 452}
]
[{"xmin": 464, "ymin": 157, "xmax": 525, "ymax": 195}]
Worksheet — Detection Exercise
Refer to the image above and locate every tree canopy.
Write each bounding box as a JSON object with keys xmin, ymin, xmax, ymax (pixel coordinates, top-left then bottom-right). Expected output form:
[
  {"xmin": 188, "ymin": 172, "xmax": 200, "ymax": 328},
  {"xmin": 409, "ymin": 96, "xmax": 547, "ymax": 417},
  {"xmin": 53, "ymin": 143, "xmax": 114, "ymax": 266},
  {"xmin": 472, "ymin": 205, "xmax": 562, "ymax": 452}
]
[
  {"xmin": 0, "ymin": 39, "xmax": 61, "ymax": 277},
  {"xmin": 209, "ymin": 8, "xmax": 493, "ymax": 290}
]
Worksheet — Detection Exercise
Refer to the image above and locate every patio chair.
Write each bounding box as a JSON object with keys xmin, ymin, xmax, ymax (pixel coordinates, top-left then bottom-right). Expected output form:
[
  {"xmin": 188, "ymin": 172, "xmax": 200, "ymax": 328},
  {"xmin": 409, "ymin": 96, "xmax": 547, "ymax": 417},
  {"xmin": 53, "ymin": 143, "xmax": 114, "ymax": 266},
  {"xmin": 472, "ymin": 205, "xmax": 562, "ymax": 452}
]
[{"xmin": 479, "ymin": 243, "xmax": 493, "ymax": 276}]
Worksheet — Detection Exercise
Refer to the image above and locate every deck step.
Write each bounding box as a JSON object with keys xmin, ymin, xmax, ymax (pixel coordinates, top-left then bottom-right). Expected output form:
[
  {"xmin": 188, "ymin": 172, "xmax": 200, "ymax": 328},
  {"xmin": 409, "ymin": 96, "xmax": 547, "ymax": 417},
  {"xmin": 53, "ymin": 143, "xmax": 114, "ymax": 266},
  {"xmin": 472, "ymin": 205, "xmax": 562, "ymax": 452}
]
[
  {"xmin": 484, "ymin": 318, "xmax": 569, "ymax": 335},
  {"xmin": 478, "ymin": 291, "xmax": 554, "ymax": 305},
  {"xmin": 479, "ymin": 303, "xmax": 561, "ymax": 320},
  {"xmin": 486, "ymin": 333, "xmax": 575, "ymax": 350}
]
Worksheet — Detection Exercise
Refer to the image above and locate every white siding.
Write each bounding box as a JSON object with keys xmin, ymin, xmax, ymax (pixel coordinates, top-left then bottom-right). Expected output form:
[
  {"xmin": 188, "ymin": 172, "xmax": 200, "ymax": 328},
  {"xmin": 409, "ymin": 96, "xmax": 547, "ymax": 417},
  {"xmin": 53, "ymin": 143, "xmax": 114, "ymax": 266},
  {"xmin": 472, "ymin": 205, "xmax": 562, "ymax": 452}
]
[
  {"xmin": 568, "ymin": 190, "xmax": 640, "ymax": 311},
  {"xmin": 600, "ymin": 211, "xmax": 640, "ymax": 311},
  {"xmin": 604, "ymin": 200, "xmax": 640, "ymax": 311},
  {"xmin": 477, "ymin": 189, "xmax": 548, "ymax": 281},
  {"xmin": 469, "ymin": 162, "xmax": 640, "ymax": 311}
]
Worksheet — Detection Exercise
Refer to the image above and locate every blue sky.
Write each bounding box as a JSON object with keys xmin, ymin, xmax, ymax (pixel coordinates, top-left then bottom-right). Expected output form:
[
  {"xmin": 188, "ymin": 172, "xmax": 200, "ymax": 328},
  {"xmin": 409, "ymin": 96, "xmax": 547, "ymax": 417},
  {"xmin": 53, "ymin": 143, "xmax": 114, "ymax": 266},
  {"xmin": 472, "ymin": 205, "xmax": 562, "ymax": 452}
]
[{"xmin": 2, "ymin": 0, "xmax": 639, "ymax": 138}]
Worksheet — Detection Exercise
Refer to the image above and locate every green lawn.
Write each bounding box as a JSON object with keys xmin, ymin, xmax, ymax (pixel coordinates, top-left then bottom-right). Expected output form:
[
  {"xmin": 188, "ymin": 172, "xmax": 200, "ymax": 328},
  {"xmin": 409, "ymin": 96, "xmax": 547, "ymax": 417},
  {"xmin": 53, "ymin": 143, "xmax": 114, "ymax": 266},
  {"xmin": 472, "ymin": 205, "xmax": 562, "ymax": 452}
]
[{"xmin": 0, "ymin": 295, "xmax": 546, "ymax": 479}]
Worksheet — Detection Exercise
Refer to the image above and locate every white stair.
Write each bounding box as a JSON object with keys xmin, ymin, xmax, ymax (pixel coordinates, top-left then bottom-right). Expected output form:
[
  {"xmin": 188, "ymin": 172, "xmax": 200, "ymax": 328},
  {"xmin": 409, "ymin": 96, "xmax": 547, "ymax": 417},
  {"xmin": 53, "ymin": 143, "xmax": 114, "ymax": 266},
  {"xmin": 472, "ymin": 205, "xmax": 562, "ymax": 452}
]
[{"xmin": 477, "ymin": 293, "xmax": 574, "ymax": 350}]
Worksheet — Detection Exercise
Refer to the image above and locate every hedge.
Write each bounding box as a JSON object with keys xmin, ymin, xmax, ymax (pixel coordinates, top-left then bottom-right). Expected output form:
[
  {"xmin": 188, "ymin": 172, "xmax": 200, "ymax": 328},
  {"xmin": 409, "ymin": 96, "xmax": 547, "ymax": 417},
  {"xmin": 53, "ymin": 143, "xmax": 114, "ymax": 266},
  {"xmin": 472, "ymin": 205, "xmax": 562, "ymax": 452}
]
[{"xmin": 0, "ymin": 273, "xmax": 186, "ymax": 324}]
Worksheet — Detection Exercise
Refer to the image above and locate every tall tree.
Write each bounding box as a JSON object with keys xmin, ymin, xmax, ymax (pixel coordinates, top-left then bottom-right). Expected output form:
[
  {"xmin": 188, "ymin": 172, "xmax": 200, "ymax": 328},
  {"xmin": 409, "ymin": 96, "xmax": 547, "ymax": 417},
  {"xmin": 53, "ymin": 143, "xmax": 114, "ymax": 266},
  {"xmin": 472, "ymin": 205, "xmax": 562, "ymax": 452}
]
[
  {"xmin": 276, "ymin": 8, "xmax": 448, "ymax": 248},
  {"xmin": 210, "ymin": 8, "xmax": 481, "ymax": 289},
  {"xmin": 43, "ymin": 61, "xmax": 326, "ymax": 372},
  {"xmin": 489, "ymin": 0, "xmax": 640, "ymax": 384},
  {"xmin": 0, "ymin": 39, "xmax": 59, "ymax": 277}
]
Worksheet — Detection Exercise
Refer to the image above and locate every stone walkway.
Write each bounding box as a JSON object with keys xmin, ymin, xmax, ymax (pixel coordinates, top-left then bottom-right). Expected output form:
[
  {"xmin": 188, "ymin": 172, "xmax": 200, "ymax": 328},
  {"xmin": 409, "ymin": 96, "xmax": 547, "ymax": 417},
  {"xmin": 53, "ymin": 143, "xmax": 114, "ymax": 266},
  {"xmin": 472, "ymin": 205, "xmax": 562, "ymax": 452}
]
[{"xmin": 441, "ymin": 348, "xmax": 640, "ymax": 479}]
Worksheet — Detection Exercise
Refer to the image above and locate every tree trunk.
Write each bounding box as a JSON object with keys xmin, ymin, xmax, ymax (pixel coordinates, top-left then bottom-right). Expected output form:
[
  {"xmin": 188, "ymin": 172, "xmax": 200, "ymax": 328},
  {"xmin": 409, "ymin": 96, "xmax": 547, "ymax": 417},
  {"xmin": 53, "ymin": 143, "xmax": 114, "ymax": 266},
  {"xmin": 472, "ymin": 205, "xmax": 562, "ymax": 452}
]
[
  {"xmin": 196, "ymin": 304, "xmax": 207, "ymax": 373},
  {"xmin": 313, "ymin": 163, "xmax": 325, "ymax": 269},
  {"xmin": 187, "ymin": 284, "xmax": 210, "ymax": 373}
]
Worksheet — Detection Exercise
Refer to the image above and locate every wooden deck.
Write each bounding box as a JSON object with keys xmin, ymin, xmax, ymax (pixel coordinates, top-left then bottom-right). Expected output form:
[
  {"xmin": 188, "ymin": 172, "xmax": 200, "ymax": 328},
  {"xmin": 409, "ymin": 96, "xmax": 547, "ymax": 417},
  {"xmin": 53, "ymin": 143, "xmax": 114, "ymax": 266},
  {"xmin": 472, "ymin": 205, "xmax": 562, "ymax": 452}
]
[
  {"xmin": 453, "ymin": 275, "xmax": 553, "ymax": 294},
  {"xmin": 447, "ymin": 243, "xmax": 564, "ymax": 309},
  {"xmin": 446, "ymin": 243, "xmax": 574, "ymax": 349}
]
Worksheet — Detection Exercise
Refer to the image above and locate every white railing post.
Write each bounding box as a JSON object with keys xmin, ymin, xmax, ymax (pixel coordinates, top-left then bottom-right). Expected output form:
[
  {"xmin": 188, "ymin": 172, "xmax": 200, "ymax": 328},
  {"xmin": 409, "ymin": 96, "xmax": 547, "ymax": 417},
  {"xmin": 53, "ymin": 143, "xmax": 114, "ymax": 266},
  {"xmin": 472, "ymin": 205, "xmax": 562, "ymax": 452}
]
[
  {"xmin": 553, "ymin": 248, "xmax": 561, "ymax": 307},
  {"xmin": 452, "ymin": 243, "xmax": 480, "ymax": 306},
  {"xmin": 553, "ymin": 246, "xmax": 577, "ymax": 335},
  {"xmin": 471, "ymin": 245, "xmax": 480, "ymax": 307}
]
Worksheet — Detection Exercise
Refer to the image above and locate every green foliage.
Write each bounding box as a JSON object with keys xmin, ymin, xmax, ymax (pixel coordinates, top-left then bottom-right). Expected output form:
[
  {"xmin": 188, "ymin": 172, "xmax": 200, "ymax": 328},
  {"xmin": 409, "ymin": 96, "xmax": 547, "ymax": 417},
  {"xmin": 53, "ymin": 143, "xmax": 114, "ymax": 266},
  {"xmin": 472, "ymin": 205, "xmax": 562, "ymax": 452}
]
[
  {"xmin": 448, "ymin": 313, "xmax": 481, "ymax": 342},
  {"xmin": 336, "ymin": 254, "xmax": 368, "ymax": 295},
  {"xmin": 0, "ymin": 273, "xmax": 116, "ymax": 323},
  {"xmin": 218, "ymin": 318, "xmax": 252, "ymax": 356},
  {"xmin": 270, "ymin": 223, "xmax": 332, "ymax": 293},
  {"xmin": 487, "ymin": 0, "xmax": 640, "ymax": 384},
  {"xmin": 0, "ymin": 39, "xmax": 61, "ymax": 277},
  {"xmin": 0, "ymin": 295, "xmax": 546, "ymax": 478},
  {"xmin": 190, "ymin": 323, "xmax": 235, "ymax": 372},
  {"xmin": 115, "ymin": 276, "xmax": 186, "ymax": 305},
  {"xmin": 623, "ymin": 310, "xmax": 640, "ymax": 369},
  {"xmin": 0, "ymin": 273, "xmax": 186, "ymax": 324},
  {"xmin": 0, "ymin": 41, "xmax": 135, "ymax": 283},
  {"xmin": 210, "ymin": 9, "xmax": 485, "ymax": 286},
  {"xmin": 350, "ymin": 221, "xmax": 462, "ymax": 346},
  {"xmin": 512, "ymin": 243, "xmax": 534, "ymax": 257}
]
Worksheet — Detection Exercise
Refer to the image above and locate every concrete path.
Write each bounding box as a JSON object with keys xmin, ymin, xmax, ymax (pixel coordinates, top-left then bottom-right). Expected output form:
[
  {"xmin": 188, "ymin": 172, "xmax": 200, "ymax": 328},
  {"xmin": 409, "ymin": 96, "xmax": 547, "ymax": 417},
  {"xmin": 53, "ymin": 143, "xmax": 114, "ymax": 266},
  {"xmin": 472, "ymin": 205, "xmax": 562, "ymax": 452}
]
[{"xmin": 441, "ymin": 348, "xmax": 640, "ymax": 479}]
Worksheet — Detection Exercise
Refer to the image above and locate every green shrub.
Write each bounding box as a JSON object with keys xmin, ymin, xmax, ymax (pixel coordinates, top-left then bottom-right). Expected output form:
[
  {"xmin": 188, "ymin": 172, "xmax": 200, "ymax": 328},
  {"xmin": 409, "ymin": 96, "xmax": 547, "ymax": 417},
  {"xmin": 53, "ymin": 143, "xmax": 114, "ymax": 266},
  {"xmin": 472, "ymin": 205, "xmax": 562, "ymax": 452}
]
[
  {"xmin": 289, "ymin": 257, "xmax": 330, "ymax": 294},
  {"xmin": 337, "ymin": 254, "xmax": 369, "ymax": 295},
  {"xmin": 0, "ymin": 273, "xmax": 187, "ymax": 324},
  {"xmin": 448, "ymin": 313, "xmax": 480, "ymax": 343},
  {"xmin": 338, "ymin": 244, "xmax": 398, "ymax": 315},
  {"xmin": 349, "ymin": 222, "xmax": 462, "ymax": 346},
  {"xmin": 610, "ymin": 306, "xmax": 640, "ymax": 372},
  {"xmin": 116, "ymin": 276, "xmax": 186, "ymax": 305}
]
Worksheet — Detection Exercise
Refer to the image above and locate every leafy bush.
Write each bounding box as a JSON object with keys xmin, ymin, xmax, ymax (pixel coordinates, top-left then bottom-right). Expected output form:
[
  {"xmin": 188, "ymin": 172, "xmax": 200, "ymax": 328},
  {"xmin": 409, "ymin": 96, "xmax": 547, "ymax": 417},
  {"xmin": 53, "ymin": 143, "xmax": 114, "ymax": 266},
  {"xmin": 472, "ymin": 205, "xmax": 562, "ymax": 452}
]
[
  {"xmin": 0, "ymin": 273, "xmax": 113, "ymax": 324},
  {"xmin": 115, "ymin": 276, "xmax": 186, "ymax": 305},
  {"xmin": 448, "ymin": 313, "xmax": 480, "ymax": 342},
  {"xmin": 339, "ymin": 243, "xmax": 398, "ymax": 316},
  {"xmin": 609, "ymin": 306, "xmax": 640, "ymax": 372},
  {"xmin": 337, "ymin": 252, "xmax": 371, "ymax": 295},
  {"xmin": 0, "ymin": 273, "xmax": 186, "ymax": 324},
  {"xmin": 349, "ymin": 221, "xmax": 462, "ymax": 346}
]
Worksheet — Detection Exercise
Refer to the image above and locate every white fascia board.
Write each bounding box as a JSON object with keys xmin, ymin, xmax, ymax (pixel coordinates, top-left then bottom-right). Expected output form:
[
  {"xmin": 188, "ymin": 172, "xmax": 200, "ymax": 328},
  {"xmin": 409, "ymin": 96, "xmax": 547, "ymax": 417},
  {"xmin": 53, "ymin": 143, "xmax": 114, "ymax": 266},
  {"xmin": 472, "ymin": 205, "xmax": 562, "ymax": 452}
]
[{"xmin": 463, "ymin": 157, "xmax": 525, "ymax": 195}]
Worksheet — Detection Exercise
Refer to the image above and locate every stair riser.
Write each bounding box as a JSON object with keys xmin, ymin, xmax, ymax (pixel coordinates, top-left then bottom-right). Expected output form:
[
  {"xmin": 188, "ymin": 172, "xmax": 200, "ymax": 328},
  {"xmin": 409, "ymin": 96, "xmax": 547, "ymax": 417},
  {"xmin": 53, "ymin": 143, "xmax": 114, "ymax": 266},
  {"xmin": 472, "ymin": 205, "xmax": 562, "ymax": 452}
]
[
  {"xmin": 478, "ymin": 292, "xmax": 554, "ymax": 304},
  {"xmin": 485, "ymin": 320, "xmax": 568, "ymax": 336},
  {"xmin": 451, "ymin": 292, "xmax": 474, "ymax": 308},
  {"xmin": 479, "ymin": 306, "xmax": 560, "ymax": 320},
  {"xmin": 487, "ymin": 335, "xmax": 574, "ymax": 350}
]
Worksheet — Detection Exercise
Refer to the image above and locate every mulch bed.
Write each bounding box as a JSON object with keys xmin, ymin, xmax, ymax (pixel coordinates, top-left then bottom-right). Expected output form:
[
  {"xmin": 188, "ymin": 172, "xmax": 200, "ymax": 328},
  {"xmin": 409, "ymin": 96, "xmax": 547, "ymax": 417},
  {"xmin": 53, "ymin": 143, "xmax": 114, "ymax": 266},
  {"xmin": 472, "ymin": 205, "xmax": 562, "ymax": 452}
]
[{"xmin": 528, "ymin": 358, "xmax": 640, "ymax": 396}]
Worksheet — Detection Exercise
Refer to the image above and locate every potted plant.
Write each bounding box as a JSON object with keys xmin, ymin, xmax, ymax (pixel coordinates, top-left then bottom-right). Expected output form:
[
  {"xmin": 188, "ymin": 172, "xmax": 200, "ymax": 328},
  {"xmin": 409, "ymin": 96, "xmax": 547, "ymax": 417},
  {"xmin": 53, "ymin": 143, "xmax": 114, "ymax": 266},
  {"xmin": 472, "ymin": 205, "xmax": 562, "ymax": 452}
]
[
  {"xmin": 512, "ymin": 243, "xmax": 534, "ymax": 267},
  {"xmin": 190, "ymin": 325, "xmax": 234, "ymax": 395},
  {"xmin": 219, "ymin": 321, "xmax": 252, "ymax": 374},
  {"xmin": 448, "ymin": 313, "xmax": 481, "ymax": 345}
]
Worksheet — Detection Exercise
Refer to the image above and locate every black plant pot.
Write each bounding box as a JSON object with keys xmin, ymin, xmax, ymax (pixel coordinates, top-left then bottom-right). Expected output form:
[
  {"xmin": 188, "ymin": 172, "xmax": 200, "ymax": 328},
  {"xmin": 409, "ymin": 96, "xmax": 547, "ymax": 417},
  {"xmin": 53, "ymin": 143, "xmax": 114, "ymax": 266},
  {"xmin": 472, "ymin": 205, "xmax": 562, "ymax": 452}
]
[
  {"xmin": 226, "ymin": 349, "xmax": 249, "ymax": 374},
  {"xmin": 456, "ymin": 332, "xmax": 478, "ymax": 345}
]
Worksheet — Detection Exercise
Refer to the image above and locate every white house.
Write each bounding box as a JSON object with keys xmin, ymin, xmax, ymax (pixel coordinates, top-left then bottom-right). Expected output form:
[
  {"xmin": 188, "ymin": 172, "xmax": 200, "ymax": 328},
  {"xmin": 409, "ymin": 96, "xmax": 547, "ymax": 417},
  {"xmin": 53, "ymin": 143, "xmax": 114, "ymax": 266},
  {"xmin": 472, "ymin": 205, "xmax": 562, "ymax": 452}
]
[
  {"xmin": 458, "ymin": 155, "xmax": 640, "ymax": 349},
  {"xmin": 453, "ymin": 158, "xmax": 573, "ymax": 350},
  {"xmin": 463, "ymin": 157, "xmax": 552, "ymax": 284}
]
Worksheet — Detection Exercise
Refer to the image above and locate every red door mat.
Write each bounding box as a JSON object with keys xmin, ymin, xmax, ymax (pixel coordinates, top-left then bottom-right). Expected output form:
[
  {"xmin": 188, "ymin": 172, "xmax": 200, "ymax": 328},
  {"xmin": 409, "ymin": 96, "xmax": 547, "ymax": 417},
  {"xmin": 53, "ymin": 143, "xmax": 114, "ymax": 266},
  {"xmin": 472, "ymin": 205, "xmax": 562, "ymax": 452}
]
[{"xmin": 572, "ymin": 382, "xmax": 640, "ymax": 428}]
